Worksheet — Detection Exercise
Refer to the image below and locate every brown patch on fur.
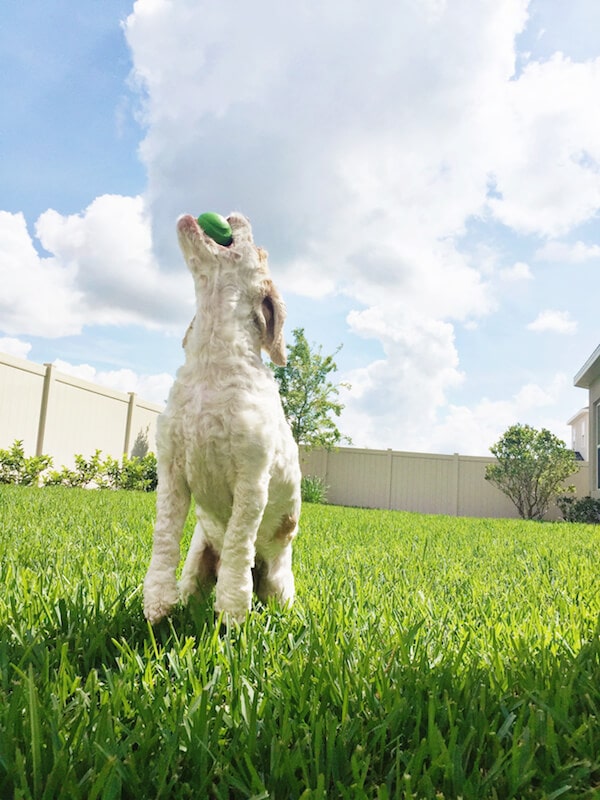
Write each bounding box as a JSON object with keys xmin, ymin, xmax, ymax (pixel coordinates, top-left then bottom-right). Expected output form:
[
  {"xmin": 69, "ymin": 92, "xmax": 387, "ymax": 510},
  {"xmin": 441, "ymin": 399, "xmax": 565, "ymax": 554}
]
[
  {"xmin": 252, "ymin": 558, "xmax": 266, "ymax": 594},
  {"xmin": 275, "ymin": 514, "xmax": 297, "ymax": 543},
  {"xmin": 200, "ymin": 545, "xmax": 220, "ymax": 581}
]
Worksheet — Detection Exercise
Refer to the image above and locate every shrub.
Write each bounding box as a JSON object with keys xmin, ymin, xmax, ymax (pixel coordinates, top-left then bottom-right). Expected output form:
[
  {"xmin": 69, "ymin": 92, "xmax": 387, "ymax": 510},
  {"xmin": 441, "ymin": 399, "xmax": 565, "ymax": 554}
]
[
  {"xmin": 0, "ymin": 440, "xmax": 159, "ymax": 492},
  {"xmin": 43, "ymin": 450, "xmax": 158, "ymax": 491},
  {"xmin": 556, "ymin": 494, "xmax": 600, "ymax": 524},
  {"xmin": 485, "ymin": 424, "xmax": 578, "ymax": 520},
  {"xmin": 110, "ymin": 452, "xmax": 158, "ymax": 491},
  {"xmin": 301, "ymin": 474, "xmax": 329, "ymax": 504},
  {"xmin": 43, "ymin": 450, "xmax": 105, "ymax": 488},
  {"xmin": 0, "ymin": 440, "xmax": 52, "ymax": 485}
]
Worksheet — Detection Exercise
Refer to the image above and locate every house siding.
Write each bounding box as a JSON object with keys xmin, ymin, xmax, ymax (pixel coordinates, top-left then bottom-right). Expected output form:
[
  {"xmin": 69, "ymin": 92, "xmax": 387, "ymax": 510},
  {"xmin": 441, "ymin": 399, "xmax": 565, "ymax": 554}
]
[
  {"xmin": 574, "ymin": 345, "xmax": 600, "ymax": 499},
  {"xmin": 591, "ymin": 380, "xmax": 600, "ymax": 497},
  {"xmin": 567, "ymin": 408, "xmax": 589, "ymax": 461}
]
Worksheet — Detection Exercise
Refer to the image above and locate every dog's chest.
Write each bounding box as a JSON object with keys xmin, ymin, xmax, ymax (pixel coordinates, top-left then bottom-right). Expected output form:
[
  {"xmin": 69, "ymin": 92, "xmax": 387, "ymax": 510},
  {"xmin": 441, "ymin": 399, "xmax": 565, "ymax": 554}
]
[
  {"xmin": 176, "ymin": 394, "xmax": 238, "ymax": 517},
  {"xmin": 180, "ymin": 384, "xmax": 237, "ymax": 459},
  {"xmin": 171, "ymin": 368, "xmax": 281, "ymax": 504}
]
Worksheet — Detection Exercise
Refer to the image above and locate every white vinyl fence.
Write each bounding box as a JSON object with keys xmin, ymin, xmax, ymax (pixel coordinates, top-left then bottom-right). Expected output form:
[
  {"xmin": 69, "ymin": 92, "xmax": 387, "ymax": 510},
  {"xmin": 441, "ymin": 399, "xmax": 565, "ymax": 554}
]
[
  {"xmin": 1, "ymin": 351, "xmax": 589, "ymax": 519},
  {"xmin": 300, "ymin": 447, "xmax": 589, "ymax": 521},
  {"xmin": 0, "ymin": 352, "xmax": 164, "ymax": 469}
]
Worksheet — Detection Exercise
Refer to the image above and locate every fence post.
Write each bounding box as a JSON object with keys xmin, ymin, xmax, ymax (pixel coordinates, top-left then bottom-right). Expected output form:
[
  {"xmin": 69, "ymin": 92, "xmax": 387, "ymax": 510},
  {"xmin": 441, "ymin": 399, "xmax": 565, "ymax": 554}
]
[
  {"xmin": 123, "ymin": 392, "xmax": 136, "ymax": 455},
  {"xmin": 387, "ymin": 449, "xmax": 394, "ymax": 510},
  {"xmin": 36, "ymin": 364, "xmax": 55, "ymax": 456},
  {"xmin": 453, "ymin": 453, "xmax": 460, "ymax": 516}
]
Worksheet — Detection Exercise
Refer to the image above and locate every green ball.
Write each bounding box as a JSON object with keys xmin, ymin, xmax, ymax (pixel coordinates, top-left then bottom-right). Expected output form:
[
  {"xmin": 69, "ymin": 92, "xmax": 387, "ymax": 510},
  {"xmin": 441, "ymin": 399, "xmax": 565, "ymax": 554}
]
[{"xmin": 197, "ymin": 212, "xmax": 233, "ymax": 247}]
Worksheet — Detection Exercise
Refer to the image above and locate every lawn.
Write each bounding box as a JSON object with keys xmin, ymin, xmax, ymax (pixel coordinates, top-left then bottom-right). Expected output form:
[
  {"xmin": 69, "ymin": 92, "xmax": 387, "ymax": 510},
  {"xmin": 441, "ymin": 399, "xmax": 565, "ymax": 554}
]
[{"xmin": 0, "ymin": 485, "xmax": 599, "ymax": 799}]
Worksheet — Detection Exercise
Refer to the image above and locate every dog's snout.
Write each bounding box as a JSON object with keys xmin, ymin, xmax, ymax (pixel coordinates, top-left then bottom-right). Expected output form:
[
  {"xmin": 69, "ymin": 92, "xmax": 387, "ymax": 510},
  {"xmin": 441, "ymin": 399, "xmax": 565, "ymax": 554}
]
[{"xmin": 177, "ymin": 214, "xmax": 197, "ymax": 233}]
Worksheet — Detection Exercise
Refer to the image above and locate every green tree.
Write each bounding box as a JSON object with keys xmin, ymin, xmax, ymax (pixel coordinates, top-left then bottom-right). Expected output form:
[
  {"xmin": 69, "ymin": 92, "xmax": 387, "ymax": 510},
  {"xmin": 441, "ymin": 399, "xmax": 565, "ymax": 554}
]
[
  {"xmin": 272, "ymin": 327, "xmax": 351, "ymax": 450},
  {"xmin": 485, "ymin": 423, "xmax": 578, "ymax": 520}
]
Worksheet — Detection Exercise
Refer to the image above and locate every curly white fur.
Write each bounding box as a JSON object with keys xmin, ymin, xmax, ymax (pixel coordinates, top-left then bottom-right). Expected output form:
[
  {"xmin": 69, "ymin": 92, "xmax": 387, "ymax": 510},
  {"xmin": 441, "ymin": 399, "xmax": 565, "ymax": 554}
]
[{"xmin": 143, "ymin": 213, "xmax": 301, "ymax": 625}]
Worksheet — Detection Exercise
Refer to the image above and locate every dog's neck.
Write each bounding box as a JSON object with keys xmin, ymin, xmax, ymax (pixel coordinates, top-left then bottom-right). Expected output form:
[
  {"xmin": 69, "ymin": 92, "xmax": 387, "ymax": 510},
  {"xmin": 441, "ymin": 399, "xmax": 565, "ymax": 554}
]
[{"xmin": 183, "ymin": 274, "xmax": 263, "ymax": 372}]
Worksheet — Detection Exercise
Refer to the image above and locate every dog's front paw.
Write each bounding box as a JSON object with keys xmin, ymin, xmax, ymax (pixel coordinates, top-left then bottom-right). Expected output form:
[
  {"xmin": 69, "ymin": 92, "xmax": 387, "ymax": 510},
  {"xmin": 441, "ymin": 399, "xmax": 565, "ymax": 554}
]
[
  {"xmin": 214, "ymin": 594, "xmax": 252, "ymax": 625},
  {"xmin": 215, "ymin": 575, "xmax": 252, "ymax": 625},
  {"xmin": 143, "ymin": 573, "xmax": 179, "ymax": 625}
]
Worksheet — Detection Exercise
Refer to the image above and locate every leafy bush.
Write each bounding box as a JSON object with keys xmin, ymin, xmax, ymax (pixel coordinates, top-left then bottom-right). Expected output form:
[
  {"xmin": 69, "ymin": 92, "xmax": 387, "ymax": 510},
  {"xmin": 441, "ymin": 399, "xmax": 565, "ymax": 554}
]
[
  {"xmin": 43, "ymin": 450, "xmax": 105, "ymax": 488},
  {"xmin": 557, "ymin": 494, "xmax": 600, "ymax": 524},
  {"xmin": 0, "ymin": 439, "xmax": 157, "ymax": 491},
  {"xmin": 107, "ymin": 452, "xmax": 158, "ymax": 491},
  {"xmin": 44, "ymin": 450, "xmax": 157, "ymax": 491},
  {"xmin": 0, "ymin": 440, "xmax": 52, "ymax": 485},
  {"xmin": 301, "ymin": 474, "xmax": 329, "ymax": 503},
  {"xmin": 485, "ymin": 423, "xmax": 578, "ymax": 520}
]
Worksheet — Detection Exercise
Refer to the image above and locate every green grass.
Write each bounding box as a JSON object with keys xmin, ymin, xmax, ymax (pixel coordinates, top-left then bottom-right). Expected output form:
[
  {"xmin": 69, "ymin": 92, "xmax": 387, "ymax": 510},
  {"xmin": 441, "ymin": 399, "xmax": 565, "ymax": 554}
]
[{"xmin": 0, "ymin": 485, "xmax": 599, "ymax": 799}]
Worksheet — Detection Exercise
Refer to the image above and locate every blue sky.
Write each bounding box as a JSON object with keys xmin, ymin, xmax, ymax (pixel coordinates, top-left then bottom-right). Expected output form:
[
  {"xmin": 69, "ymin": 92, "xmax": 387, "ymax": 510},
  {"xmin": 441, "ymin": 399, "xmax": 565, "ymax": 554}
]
[{"xmin": 1, "ymin": 0, "xmax": 599, "ymax": 455}]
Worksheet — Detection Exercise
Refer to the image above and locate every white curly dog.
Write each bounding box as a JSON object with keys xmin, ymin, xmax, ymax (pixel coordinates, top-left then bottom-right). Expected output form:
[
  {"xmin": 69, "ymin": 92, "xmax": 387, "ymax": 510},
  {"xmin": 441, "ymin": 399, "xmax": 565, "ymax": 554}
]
[{"xmin": 143, "ymin": 212, "xmax": 301, "ymax": 625}]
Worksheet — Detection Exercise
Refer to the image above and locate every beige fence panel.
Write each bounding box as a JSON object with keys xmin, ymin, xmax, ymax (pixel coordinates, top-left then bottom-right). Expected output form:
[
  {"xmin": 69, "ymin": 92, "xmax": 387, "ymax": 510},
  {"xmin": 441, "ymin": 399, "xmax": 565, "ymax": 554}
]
[
  {"xmin": 129, "ymin": 398, "xmax": 165, "ymax": 455},
  {"xmin": 327, "ymin": 448, "xmax": 392, "ymax": 509},
  {"xmin": 301, "ymin": 446, "xmax": 590, "ymax": 521},
  {"xmin": 0, "ymin": 352, "xmax": 164, "ymax": 468},
  {"xmin": 41, "ymin": 367, "xmax": 133, "ymax": 469},
  {"xmin": 454, "ymin": 455, "xmax": 518, "ymax": 519},
  {"xmin": 390, "ymin": 451, "xmax": 458, "ymax": 516},
  {"xmin": 0, "ymin": 354, "xmax": 46, "ymax": 456}
]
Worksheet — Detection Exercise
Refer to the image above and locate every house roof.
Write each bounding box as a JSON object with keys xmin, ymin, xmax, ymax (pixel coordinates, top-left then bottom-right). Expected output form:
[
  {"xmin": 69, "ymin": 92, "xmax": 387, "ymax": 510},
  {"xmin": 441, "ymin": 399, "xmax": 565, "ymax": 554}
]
[
  {"xmin": 567, "ymin": 407, "xmax": 589, "ymax": 426},
  {"xmin": 574, "ymin": 343, "xmax": 600, "ymax": 389}
]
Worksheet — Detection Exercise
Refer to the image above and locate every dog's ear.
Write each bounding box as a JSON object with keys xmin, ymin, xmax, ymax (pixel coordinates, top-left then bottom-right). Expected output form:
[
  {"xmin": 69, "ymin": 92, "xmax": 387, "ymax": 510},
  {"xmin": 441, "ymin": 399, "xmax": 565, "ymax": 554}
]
[{"xmin": 257, "ymin": 279, "xmax": 287, "ymax": 366}]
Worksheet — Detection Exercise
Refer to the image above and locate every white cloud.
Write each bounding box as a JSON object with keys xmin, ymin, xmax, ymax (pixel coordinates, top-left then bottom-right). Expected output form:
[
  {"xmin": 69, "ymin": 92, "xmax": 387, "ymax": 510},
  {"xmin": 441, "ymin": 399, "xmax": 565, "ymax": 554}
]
[
  {"xmin": 0, "ymin": 337, "xmax": 32, "ymax": 359},
  {"xmin": 36, "ymin": 195, "xmax": 191, "ymax": 328},
  {"xmin": 341, "ymin": 306, "xmax": 464, "ymax": 450},
  {"xmin": 53, "ymin": 359, "xmax": 172, "ymax": 405},
  {"xmin": 118, "ymin": 0, "xmax": 600, "ymax": 454},
  {"xmin": 0, "ymin": 197, "xmax": 192, "ymax": 339},
  {"xmin": 276, "ymin": 258, "xmax": 337, "ymax": 300},
  {"xmin": 423, "ymin": 373, "xmax": 572, "ymax": 456},
  {"xmin": 487, "ymin": 53, "xmax": 600, "ymax": 236},
  {"xmin": 534, "ymin": 239, "xmax": 600, "ymax": 263},
  {"xmin": 123, "ymin": 0, "xmax": 523, "ymax": 319},
  {"xmin": 500, "ymin": 261, "xmax": 533, "ymax": 281},
  {"xmin": 527, "ymin": 309, "xmax": 577, "ymax": 334},
  {"xmin": 0, "ymin": 211, "xmax": 86, "ymax": 337}
]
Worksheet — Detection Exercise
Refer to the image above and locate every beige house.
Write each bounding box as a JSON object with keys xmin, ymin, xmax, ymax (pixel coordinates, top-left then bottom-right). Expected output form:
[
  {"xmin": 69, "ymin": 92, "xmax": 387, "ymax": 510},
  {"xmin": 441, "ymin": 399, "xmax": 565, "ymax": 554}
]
[
  {"xmin": 574, "ymin": 344, "xmax": 600, "ymax": 498},
  {"xmin": 567, "ymin": 407, "xmax": 589, "ymax": 461}
]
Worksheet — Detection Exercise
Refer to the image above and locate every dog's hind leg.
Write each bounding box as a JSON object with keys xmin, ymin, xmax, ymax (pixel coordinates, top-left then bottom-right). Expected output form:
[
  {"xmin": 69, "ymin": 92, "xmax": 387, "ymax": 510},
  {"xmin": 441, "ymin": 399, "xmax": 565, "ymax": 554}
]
[
  {"xmin": 179, "ymin": 511, "xmax": 220, "ymax": 606},
  {"xmin": 254, "ymin": 544, "xmax": 296, "ymax": 607},
  {"xmin": 254, "ymin": 510, "xmax": 298, "ymax": 606},
  {"xmin": 143, "ymin": 459, "xmax": 191, "ymax": 625}
]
